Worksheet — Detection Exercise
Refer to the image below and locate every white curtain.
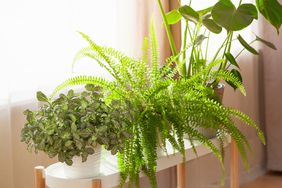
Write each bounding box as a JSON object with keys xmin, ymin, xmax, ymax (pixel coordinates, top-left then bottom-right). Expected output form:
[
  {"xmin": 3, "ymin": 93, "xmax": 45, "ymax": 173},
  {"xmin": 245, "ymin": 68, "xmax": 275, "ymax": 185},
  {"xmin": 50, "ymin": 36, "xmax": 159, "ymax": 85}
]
[{"xmin": 0, "ymin": 1, "xmax": 119, "ymax": 188}]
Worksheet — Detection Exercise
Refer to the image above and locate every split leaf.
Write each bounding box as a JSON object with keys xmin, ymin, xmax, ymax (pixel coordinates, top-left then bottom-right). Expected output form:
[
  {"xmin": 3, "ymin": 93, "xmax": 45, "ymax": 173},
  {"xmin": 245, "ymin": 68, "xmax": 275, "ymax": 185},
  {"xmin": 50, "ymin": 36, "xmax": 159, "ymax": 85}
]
[{"xmin": 212, "ymin": 0, "xmax": 258, "ymax": 31}]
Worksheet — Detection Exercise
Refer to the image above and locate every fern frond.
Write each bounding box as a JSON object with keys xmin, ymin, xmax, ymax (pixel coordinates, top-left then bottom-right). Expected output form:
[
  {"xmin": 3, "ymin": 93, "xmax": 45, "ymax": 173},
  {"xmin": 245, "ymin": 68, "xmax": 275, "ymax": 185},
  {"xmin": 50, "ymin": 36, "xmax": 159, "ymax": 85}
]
[
  {"xmin": 142, "ymin": 37, "xmax": 149, "ymax": 64},
  {"xmin": 72, "ymin": 46, "xmax": 92, "ymax": 71},
  {"xmin": 210, "ymin": 70, "xmax": 246, "ymax": 95},
  {"xmin": 78, "ymin": 32, "xmax": 122, "ymax": 79},
  {"xmin": 73, "ymin": 48, "xmax": 117, "ymax": 79},
  {"xmin": 228, "ymin": 108, "xmax": 266, "ymax": 145},
  {"xmin": 51, "ymin": 76, "xmax": 123, "ymax": 98},
  {"xmin": 185, "ymin": 59, "xmax": 225, "ymax": 85},
  {"xmin": 185, "ymin": 125, "xmax": 223, "ymax": 163},
  {"xmin": 149, "ymin": 20, "xmax": 160, "ymax": 85}
]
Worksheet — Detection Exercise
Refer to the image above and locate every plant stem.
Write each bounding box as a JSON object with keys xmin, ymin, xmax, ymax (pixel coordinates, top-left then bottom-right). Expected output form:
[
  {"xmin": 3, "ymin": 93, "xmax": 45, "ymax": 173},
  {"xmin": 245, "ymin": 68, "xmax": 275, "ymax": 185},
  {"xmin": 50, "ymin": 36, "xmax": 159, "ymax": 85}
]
[
  {"xmin": 221, "ymin": 31, "xmax": 233, "ymax": 70},
  {"xmin": 205, "ymin": 32, "xmax": 210, "ymax": 61},
  {"xmin": 182, "ymin": 21, "xmax": 189, "ymax": 60},
  {"xmin": 187, "ymin": 22, "xmax": 201, "ymax": 78},
  {"xmin": 206, "ymin": 32, "xmax": 231, "ymax": 86},
  {"xmin": 157, "ymin": 0, "xmax": 177, "ymax": 56},
  {"xmin": 182, "ymin": 20, "xmax": 189, "ymax": 77},
  {"xmin": 211, "ymin": 34, "xmax": 230, "ymax": 63}
]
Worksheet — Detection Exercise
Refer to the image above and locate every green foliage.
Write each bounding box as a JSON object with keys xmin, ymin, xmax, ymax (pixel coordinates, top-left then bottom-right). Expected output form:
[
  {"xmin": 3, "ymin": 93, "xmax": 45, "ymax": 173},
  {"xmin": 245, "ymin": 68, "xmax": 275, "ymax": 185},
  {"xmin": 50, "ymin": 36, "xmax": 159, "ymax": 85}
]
[
  {"xmin": 166, "ymin": 9, "xmax": 182, "ymax": 25},
  {"xmin": 49, "ymin": 24, "xmax": 265, "ymax": 187},
  {"xmin": 21, "ymin": 88, "xmax": 129, "ymax": 165},
  {"xmin": 237, "ymin": 35, "xmax": 259, "ymax": 55},
  {"xmin": 179, "ymin": 5, "xmax": 199, "ymax": 23},
  {"xmin": 159, "ymin": 0, "xmax": 281, "ymax": 90},
  {"xmin": 256, "ymin": 0, "xmax": 282, "ymax": 33},
  {"xmin": 202, "ymin": 18, "xmax": 222, "ymax": 34},
  {"xmin": 212, "ymin": 0, "xmax": 258, "ymax": 31},
  {"xmin": 255, "ymin": 35, "xmax": 277, "ymax": 50}
]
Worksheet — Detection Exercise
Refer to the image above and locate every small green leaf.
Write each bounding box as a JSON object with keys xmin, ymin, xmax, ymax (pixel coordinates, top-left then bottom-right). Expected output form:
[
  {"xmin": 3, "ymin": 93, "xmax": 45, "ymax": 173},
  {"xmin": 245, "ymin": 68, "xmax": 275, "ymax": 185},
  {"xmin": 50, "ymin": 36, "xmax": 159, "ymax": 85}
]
[
  {"xmin": 166, "ymin": 9, "xmax": 182, "ymax": 25},
  {"xmin": 65, "ymin": 158, "xmax": 73, "ymax": 166},
  {"xmin": 86, "ymin": 147, "xmax": 95, "ymax": 155},
  {"xmin": 82, "ymin": 152, "xmax": 88, "ymax": 162},
  {"xmin": 85, "ymin": 84, "xmax": 96, "ymax": 91},
  {"xmin": 212, "ymin": 0, "xmax": 258, "ymax": 31},
  {"xmin": 237, "ymin": 35, "xmax": 259, "ymax": 55},
  {"xmin": 71, "ymin": 123, "xmax": 77, "ymax": 132},
  {"xmin": 75, "ymin": 140, "xmax": 83, "ymax": 150},
  {"xmin": 179, "ymin": 5, "xmax": 199, "ymax": 23},
  {"xmin": 58, "ymin": 152, "xmax": 65, "ymax": 163},
  {"xmin": 65, "ymin": 140, "xmax": 73, "ymax": 147},
  {"xmin": 226, "ymin": 69, "xmax": 243, "ymax": 90},
  {"xmin": 36, "ymin": 91, "xmax": 49, "ymax": 102},
  {"xmin": 111, "ymin": 147, "xmax": 118, "ymax": 155},
  {"xmin": 225, "ymin": 53, "xmax": 239, "ymax": 68},
  {"xmin": 99, "ymin": 126, "xmax": 108, "ymax": 133},
  {"xmin": 69, "ymin": 114, "xmax": 77, "ymax": 122},
  {"xmin": 256, "ymin": 35, "xmax": 277, "ymax": 50},
  {"xmin": 67, "ymin": 90, "xmax": 74, "ymax": 98},
  {"xmin": 194, "ymin": 35, "xmax": 207, "ymax": 46},
  {"xmin": 202, "ymin": 18, "xmax": 222, "ymax": 34},
  {"xmin": 256, "ymin": 0, "xmax": 282, "ymax": 33}
]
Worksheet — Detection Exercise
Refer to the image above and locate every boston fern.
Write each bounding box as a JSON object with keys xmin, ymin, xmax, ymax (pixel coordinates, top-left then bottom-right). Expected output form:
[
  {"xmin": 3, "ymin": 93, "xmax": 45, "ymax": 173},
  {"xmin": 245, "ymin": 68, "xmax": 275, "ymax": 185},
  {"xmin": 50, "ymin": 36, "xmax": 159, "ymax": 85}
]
[
  {"xmin": 48, "ymin": 22, "xmax": 265, "ymax": 187},
  {"xmin": 21, "ymin": 88, "xmax": 129, "ymax": 165}
]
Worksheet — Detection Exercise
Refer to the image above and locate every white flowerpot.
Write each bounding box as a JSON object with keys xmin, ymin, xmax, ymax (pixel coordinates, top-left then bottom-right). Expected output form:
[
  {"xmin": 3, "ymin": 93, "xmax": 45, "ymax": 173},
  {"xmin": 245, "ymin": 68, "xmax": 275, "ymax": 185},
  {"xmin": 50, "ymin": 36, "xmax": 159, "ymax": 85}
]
[
  {"xmin": 195, "ymin": 127, "xmax": 217, "ymax": 139},
  {"xmin": 63, "ymin": 145, "xmax": 102, "ymax": 179}
]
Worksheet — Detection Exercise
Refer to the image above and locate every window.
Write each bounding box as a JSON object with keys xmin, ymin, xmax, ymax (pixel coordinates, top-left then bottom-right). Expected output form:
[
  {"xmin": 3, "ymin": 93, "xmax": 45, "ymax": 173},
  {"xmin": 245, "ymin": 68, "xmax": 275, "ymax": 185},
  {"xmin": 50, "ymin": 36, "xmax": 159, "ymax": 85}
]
[{"xmin": 0, "ymin": 0, "xmax": 118, "ymax": 102}]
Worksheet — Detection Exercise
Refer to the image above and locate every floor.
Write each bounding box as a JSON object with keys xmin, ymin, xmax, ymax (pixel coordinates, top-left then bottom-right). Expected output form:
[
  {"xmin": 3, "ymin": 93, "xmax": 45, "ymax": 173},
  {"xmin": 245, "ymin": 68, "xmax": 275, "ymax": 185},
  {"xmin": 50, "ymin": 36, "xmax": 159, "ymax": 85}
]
[{"xmin": 240, "ymin": 172, "xmax": 282, "ymax": 188}]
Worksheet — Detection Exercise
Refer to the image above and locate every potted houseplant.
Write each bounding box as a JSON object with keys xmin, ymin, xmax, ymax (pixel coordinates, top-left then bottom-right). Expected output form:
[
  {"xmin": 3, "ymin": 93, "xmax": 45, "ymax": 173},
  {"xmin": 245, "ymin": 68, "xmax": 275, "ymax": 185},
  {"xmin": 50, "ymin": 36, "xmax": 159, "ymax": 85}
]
[
  {"xmin": 156, "ymin": 0, "xmax": 281, "ymax": 183},
  {"xmin": 158, "ymin": 0, "xmax": 281, "ymax": 88},
  {"xmin": 21, "ymin": 88, "xmax": 129, "ymax": 179},
  {"xmin": 48, "ymin": 24, "xmax": 264, "ymax": 187}
]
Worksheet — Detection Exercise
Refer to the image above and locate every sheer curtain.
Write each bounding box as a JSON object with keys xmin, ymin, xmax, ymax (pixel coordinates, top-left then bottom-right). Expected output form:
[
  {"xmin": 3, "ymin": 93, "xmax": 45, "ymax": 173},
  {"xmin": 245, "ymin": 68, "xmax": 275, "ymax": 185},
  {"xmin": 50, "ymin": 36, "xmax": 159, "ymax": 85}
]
[
  {"xmin": 0, "ymin": 1, "xmax": 180, "ymax": 188},
  {"xmin": 0, "ymin": 1, "xmax": 118, "ymax": 188}
]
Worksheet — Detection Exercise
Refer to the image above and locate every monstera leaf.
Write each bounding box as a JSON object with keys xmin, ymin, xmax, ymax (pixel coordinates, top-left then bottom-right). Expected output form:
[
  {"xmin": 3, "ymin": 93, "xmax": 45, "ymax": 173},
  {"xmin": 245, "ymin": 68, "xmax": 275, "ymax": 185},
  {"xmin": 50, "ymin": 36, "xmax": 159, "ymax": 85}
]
[
  {"xmin": 212, "ymin": 0, "xmax": 258, "ymax": 31},
  {"xmin": 256, "ymin": 0, "xmax": 282, "ymax": 33}
]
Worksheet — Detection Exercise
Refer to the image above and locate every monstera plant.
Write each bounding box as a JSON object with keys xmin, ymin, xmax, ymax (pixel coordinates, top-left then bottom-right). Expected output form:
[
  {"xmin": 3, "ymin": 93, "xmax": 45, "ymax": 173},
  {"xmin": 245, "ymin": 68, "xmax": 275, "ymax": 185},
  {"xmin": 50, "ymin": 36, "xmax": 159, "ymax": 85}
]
[{"xmin": 158, "ymin": 0, "xmax": 281, "ymax": 90}]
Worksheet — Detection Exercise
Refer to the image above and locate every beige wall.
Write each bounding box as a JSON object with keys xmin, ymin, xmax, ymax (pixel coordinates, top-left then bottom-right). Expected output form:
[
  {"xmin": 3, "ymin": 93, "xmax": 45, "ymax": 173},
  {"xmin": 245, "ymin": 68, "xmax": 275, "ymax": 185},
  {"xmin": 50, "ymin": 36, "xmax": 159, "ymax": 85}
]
[
  {"xmin": 0, "ymin": 105, "xmax": 14, "ymax": 188},
  {"xmin": 259, "ymin": 12, "xmax": 282, "ymax": 171},
  {"xmin": 0, "ymin": 101, "xmax": 57, "ymax": 188}
]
